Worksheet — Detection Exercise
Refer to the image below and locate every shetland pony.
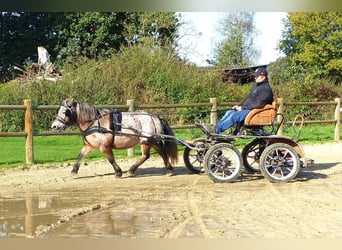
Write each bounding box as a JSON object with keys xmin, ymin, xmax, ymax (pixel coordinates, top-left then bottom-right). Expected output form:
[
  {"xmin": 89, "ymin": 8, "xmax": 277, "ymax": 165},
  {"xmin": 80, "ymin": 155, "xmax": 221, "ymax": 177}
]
[{"xmin": 51, "ymin": 99, "xmax": 178, "ymax": 177}]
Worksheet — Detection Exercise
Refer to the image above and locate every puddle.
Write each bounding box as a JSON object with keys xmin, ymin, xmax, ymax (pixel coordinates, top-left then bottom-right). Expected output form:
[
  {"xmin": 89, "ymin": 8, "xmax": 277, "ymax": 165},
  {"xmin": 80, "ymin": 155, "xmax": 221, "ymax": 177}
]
[
  {"xmin": 0, "ymin": 186, "xmax": 178, "ymax": 238},
  {"xmin": 44, "ymin": 199, "xmax": 176, "ymax": 238},
  {"xmin": 0, "ymin": 194, "xmax": 61, "ymax": 237},
  {"xmin": 46, "ymin": 208, "xmax": 142, "ymax": 237},
  {"xmin": 0, "ymin": 168, "xmax": 197, "ymax": 238},
  {"xmin": 0, "ymin": 189, "xmax": 116, "ymax": 238}
]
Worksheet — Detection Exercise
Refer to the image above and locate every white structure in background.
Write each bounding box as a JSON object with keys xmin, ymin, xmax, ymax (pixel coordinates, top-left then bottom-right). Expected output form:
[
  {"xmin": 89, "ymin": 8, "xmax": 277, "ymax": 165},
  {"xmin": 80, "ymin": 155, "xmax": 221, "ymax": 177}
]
[
  {"xmin": 14, "ymin": 46, "xmax": 61, "ymax": 82},
  {"xmin": 37, "ymin": 46, "xmax": 51, "ymax": 65},
  {"xmin": 36, "ymin": 46, "xmax": 60, "ymax": 82}
]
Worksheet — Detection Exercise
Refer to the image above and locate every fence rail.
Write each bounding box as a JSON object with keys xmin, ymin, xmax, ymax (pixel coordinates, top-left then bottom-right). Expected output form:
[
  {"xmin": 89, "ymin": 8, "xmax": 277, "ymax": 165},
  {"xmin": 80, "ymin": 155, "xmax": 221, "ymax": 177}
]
[{"xmin": 0, "ymin": 98, "xmax": 341, "ymax": 165}]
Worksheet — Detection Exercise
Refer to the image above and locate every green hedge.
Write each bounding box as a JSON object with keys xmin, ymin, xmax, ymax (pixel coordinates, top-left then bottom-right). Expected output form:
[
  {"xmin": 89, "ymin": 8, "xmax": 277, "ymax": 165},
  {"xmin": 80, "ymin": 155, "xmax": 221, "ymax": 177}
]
[{"xmin": 0, "ymin": 44, "xmax": 341, "ymax": 132}]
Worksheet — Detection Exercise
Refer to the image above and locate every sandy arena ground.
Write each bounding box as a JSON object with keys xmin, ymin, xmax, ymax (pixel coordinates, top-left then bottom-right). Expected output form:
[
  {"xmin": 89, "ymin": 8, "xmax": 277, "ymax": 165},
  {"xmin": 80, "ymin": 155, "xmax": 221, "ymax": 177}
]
[{"xmin": 1, "ymin": 142, "xmax": 342, "ymax": 238}]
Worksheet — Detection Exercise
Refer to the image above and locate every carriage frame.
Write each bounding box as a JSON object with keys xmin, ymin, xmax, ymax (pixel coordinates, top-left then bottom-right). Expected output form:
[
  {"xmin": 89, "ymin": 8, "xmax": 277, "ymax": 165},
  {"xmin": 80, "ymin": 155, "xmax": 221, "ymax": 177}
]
[{"xmin": 178, "ymin": 109, "xmax": 314, "ymax": 183}]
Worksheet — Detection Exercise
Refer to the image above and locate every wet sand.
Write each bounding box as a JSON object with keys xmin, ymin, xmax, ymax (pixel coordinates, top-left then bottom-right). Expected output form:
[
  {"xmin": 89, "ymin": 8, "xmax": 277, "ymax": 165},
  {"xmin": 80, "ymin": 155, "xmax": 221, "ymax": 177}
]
[{"xmin": 0, "ymin": 142, "xmax": 342, "ymax": 238}]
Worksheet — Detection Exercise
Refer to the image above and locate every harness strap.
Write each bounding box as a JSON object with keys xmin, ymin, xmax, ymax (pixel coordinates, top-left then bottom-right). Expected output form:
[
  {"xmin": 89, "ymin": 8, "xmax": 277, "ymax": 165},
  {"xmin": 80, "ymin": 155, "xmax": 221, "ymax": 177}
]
[
  {"xmin": 83, "ymin": 126, "xmax": 112, "ymax": 137},
  {"xmin": 82, "ymin": 110, "xmax": 122, "ymax": 138},
  {"xmin": 109, "ymin": 110, "xmax": 122, "ymax": 132}
]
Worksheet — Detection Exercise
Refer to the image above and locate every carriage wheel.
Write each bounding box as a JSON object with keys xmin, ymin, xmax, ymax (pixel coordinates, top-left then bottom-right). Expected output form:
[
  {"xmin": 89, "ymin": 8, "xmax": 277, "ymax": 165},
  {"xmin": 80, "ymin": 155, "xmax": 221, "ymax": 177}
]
[
  {"xmin": 183, "ymin": 138, "xmax": 208, "ymax": 174},
  {"xmin": 259, "ymin": 143, "xmax": 301, "ymax": 183},
  {"xmin": 203, "ymin": 143, "xmax": 242, "ymax": 183},
  {"xmin": 241, "ymin": 138, "xmax": 266, "ymax": 173}
]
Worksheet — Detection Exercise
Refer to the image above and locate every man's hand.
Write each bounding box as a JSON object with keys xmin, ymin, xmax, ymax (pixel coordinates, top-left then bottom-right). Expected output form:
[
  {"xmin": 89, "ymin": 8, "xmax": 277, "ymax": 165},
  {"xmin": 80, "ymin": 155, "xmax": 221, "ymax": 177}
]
[{"xmin": 232, "ymin": 105, "xmax": 242, "ymax": 111}]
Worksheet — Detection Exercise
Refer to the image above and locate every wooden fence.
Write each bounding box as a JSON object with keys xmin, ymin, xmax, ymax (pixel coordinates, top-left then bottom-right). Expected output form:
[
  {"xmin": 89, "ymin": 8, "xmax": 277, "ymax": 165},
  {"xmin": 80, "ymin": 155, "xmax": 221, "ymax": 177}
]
[{"xmin": 0, "ymin": 98, "xmax": 341, "ymax": 165}]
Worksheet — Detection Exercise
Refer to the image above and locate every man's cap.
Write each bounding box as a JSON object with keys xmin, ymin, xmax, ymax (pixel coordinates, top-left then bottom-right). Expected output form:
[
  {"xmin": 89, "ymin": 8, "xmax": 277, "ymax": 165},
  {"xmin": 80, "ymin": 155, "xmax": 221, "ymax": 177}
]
[{"xmin": 253, "ymin": 67, "xmax": 268, "ymax": 76}]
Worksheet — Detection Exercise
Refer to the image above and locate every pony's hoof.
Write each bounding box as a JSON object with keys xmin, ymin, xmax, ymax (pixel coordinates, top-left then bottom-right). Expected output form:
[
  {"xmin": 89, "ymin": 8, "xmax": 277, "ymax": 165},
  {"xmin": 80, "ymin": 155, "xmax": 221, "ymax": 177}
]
[
  {"xmin": 124, "ymin": 172, "xmax": 135, "ymax": 178},
  {"xmin": 166, "ymin": 170, "xmax": 174, "ymax": 176},
  {"xmin": 71, "ymin": 170, "xmax": 78, "ymax": 175}
]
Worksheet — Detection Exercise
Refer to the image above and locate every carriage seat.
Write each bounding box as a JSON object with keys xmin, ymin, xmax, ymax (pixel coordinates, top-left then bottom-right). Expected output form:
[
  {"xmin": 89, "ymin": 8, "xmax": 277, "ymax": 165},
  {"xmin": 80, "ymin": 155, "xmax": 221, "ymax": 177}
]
[{"xmin": 244, "ymin": 101, "xmax": 277, "ymax": 126}]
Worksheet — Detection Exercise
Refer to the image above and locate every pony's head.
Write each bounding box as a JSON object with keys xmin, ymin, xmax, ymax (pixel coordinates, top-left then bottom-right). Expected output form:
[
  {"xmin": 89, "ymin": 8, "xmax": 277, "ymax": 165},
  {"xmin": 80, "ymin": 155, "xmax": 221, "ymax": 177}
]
[{"xmin": 51, "ymin": 99, "xmax": 78, "ymax": 131}]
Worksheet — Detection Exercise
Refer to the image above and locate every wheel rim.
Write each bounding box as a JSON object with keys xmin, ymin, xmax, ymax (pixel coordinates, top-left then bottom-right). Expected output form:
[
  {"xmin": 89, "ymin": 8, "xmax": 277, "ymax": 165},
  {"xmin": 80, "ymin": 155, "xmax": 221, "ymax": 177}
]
[
  {"xmin": 206, "ymin": 147, "xmax": 241, "ymax": 181},
  {"xmin": 188, "ymin": 145, "xmax": 205, "ymax": 169},
  {"xmin": 183, "ymin": 139, "xmax": 207, "ymax": 173},
  {"xmin": 242, "ymin": 139, "xmax": 265, "ymax": 173},
  {"xmin": 263, "ymin": 147, "xmax": 298, "ymax": 180}
]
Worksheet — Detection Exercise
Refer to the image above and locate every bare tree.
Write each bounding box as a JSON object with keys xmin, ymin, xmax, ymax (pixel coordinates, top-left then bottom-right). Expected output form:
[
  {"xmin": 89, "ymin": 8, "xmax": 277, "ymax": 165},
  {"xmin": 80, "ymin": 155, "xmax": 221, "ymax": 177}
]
[{"xmin": 213, "ymin": 12, "xmax": 260, "ymax": 67}]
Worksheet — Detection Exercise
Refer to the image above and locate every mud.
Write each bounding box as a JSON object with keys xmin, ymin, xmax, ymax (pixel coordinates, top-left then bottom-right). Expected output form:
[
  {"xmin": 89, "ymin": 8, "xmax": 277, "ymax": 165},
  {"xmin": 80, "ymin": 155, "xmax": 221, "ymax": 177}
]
[{"xmin": 1, "ymin": 142, "xmax": 342, "ymax": 238}]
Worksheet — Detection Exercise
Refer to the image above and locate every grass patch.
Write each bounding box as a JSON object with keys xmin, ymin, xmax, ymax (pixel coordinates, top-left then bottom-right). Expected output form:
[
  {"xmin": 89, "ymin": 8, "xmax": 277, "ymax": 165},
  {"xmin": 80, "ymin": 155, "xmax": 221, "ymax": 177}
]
[
  {"xmin": 0, "ymin": 137, "xmax": 26, "ymax": 168},
  {"xmin": 0, "ymin": 135, "xmax": 139, "ymax": 169},
  {"xmin": 282, "ymin": 124, "xmax": 338, "ymax": 144}
]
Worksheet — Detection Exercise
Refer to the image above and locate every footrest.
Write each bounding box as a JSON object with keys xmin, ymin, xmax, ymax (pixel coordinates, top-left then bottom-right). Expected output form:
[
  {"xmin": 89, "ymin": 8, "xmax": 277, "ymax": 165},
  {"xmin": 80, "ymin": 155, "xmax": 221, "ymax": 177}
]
[{"xmin": 195, "ymin": 123, "xmax": 214, "ymax": 137}]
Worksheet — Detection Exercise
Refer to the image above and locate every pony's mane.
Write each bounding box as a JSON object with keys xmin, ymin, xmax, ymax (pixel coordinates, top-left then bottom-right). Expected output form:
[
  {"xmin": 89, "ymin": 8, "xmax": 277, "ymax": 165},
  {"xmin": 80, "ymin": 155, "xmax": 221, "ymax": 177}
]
[
  {"xmin": 75, "ymin": 101, "xmax": 111, "ymax": 122},
  {"xmin": 76, "ymin": 101, "xmax": 99, "ymax": 122}
]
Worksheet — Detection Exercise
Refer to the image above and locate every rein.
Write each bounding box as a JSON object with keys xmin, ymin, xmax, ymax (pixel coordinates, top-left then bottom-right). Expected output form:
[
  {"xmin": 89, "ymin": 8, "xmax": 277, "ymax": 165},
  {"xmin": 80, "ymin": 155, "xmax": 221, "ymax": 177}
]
[
  {"xmin": 82, "ymin": 122, "xmax": 113, "ymax": 136},
  {"xmin": 80, "ymin": 110, "xmax": 113, "ymax": 136}
]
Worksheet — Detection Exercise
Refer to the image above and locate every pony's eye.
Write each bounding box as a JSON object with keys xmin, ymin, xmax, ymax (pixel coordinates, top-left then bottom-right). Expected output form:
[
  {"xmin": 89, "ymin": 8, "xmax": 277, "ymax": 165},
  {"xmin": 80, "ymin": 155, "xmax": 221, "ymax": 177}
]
[{"xmin": 65, "ymin": 109, "xmax": 71, "ymax": 117}]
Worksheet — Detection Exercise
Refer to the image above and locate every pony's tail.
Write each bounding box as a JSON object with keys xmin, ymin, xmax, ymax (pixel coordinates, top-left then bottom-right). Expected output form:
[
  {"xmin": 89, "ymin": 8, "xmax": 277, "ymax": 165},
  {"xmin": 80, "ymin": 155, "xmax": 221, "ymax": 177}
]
[{"xmin": 160, "ymin": 117, "xmax": 178, "ymax": 164}]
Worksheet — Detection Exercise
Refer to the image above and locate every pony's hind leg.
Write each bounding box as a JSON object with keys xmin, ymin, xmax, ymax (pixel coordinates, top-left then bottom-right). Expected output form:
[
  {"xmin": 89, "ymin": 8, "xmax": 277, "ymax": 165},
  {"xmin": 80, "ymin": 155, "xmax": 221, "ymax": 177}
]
[
  {"xmin": 126, "ymin": 143, "xmax": 151, "ymax": 177},
  {"xmin": 152, "ymin": 143, "xmax": 174, "ymax": 176}
]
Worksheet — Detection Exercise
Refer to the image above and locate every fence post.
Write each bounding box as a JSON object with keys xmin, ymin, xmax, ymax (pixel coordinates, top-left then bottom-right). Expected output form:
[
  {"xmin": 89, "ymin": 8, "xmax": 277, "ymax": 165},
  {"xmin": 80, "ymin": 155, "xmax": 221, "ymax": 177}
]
[
  {"xmin": 24, "ymin": 99, "xmax": 34, "ymax": 165},
  {"xmin": 210, "ymin": 97, "xmax": 217, "ymax": 125},
  {"xmin": 334, "ymin": 98, "xmax": 340, "ymax": 141},
  {"xmin": 127, "ymin": 100, "xmax": 135, "ymax": 157},
  {"xmin": 277, "ymin": 98, "xmax": 284, "ymax": 135}
]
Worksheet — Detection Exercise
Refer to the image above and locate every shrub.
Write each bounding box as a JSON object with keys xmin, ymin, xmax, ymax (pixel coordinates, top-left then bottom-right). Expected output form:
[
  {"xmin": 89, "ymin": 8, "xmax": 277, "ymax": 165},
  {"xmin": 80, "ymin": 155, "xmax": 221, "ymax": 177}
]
[{"xmin": 0, "ymin": 44, "xmax": 340, "ymax": 132}]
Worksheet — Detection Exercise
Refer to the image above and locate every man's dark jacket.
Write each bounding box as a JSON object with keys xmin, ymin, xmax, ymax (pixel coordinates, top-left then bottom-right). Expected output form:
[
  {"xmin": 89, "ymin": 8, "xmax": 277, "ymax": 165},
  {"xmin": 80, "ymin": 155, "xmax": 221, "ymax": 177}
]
[{"xmin": 240, "ymin": 79, "xmax": 274, "ymax": 110}]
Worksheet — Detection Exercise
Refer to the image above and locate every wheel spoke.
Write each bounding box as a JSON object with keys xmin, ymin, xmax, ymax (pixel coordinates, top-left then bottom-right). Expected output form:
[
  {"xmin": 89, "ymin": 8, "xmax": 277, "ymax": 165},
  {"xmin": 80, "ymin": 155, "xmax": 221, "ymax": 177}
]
[{"xmin": 190, "ymin": 158, "xmax": 201, "ymax": 167}]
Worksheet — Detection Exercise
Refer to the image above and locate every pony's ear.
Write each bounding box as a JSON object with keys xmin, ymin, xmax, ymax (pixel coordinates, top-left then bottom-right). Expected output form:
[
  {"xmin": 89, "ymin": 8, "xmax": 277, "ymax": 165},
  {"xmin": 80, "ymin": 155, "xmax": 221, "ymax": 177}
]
[{"xmin": 65, "ymin": 98, "xmax": 75, "ymax": 107}]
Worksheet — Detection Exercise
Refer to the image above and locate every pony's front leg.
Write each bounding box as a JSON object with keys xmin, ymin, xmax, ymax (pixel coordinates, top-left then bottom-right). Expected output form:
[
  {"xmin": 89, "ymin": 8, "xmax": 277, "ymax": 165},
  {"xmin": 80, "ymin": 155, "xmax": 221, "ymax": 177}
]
[
  {"xmin": 107, "ymin": 157, "xmax": 122, "ymax": 178},
  {"xmin": 100, "ymin": 146, "xmax": 122, "ymax": 178},
  {"xmin": 71, "ymin": 146, "xmax": 92, "ymax": 175}
]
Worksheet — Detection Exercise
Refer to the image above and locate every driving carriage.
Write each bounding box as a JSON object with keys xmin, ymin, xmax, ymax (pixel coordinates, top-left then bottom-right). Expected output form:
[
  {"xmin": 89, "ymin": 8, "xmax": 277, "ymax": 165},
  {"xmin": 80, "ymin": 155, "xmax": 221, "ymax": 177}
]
[
  {"xmin": 51, "ymin": 99, "xmax": 313, "ymax": 183},
  {"xmin": 183, "ymin": 101, "xmax": 314, "ymax": 183}
]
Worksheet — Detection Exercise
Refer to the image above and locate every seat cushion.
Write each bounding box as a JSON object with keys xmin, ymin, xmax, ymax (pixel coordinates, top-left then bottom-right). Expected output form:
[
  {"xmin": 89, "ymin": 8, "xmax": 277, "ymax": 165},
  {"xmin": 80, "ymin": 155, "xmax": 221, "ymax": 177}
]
[{"xmin": 244, "ymin": 102, "xmax": 276, "ymax": 126}]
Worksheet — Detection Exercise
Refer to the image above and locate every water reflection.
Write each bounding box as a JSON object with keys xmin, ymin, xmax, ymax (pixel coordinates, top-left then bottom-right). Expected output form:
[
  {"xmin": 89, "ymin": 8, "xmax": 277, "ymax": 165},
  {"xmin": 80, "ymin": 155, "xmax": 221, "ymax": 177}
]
[
  {"xmin": 1, "ymin": 188, "xmax": 173, "ymax": 238},
  {"xmin": 48, "ymin": 209, "xmax": 140, "ymax": 237},
  {"xmin": 0, "ymin": 195, "xmax": 56, "ymax": 237},
  {"xmin": 46, "ymin": 199, "xmax": 175, "ymax": 238},
  {"xmin": 0, "ymin": 190, "xmax": 123, "ymax": 238}
]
